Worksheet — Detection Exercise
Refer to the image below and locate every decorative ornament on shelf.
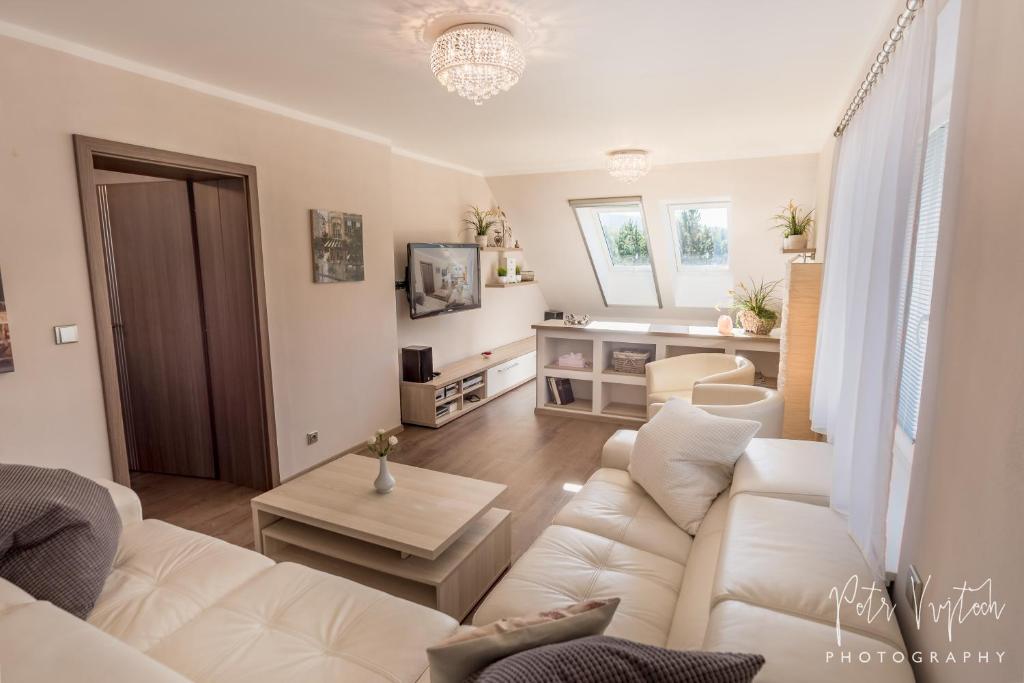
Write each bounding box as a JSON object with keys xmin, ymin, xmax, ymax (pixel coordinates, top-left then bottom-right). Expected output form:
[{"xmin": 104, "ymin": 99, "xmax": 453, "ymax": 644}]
[
  {"xmin": 607, "ymin": 149, "xmax": 651, "ymax": 183},
  {"xmin": 717, "ymin": 315, "xmax": 734, "ymax": 336},
  {"xmin": 772, "ymin": 200, "xmax": 814, "ymax": 251},
  {"xmin": 563, "ymin": 313, "xmax": 591, "ymax": 327},
  {"xmin": 492, "ymin": 206, "xmax": 513, "ymax": 248},
  {"xmin": 430, "ymin": 23, "xmax": 525, "ymax": 105},
  {"xmin": 367, "ymin": 429, "xmax": 398, "ymax": 494},
  {"xmin": 730, "ymin": 278, "xmax": 782, "ymax": 336}
]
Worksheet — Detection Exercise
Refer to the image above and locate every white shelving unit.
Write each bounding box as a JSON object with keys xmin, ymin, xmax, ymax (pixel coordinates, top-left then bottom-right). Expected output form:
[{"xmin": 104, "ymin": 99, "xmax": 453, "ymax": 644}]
[{"xmin": 533, "ymin": 319, "xmax": 781, "ymax": 424}]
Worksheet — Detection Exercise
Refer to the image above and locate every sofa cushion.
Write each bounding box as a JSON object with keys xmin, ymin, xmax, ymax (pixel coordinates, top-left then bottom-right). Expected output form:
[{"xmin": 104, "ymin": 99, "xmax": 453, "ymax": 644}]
[
  {"xmin": 428, "ymin": 599, "xmax": 619, "ymax": 683},
  {"xmin": 89, "ymin": 518, "xmax": 274, "ymax": 651},
  {"xmin": 472, "ymin": 525, "xmax": 685, "ymax": 647},
  {"xmin": 0, "ymin": 599, "xmax": 190, "ymax": 682},
  {"xmin": 469, "ymin": 635, "xmax": 764, "ymax": 683},
  {"xmin": 0, "ymin": 464, "xmax": 122, "ymax": 619},
  {"xmin": 730, "ymin": 439, "xmax": 831, "ymax": 505},
  {"xmin": 147, "ymin": 561, "xmax": 458, "ymax": 683},
  {"xmin": 553, "ymin": 468, "xmax": 693, "ymax": 565},
  {"xmin": 629, "ymin": 399, "xmax": 759, "ymax": 534},
  {"xmin": 704, "ymin": 600, "xmax": 914, "ymax": 683},
  {"xmin": 711, "ymin": 495, "xmax": 905, "ymax": 651}
]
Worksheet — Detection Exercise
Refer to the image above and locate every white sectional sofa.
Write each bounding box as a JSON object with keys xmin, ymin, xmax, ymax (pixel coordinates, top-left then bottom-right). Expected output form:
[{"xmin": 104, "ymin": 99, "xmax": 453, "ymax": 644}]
[
  {"xmin": 1, "ymin": 434, "xmax": 915, "ymax": 682},
  {"xmin": 0, "ymin": 479, "xmax": 459, "ymax": 682},
  {"xmin": 473, "ymin": 433, "xmax": 915, "ymax": 683}
]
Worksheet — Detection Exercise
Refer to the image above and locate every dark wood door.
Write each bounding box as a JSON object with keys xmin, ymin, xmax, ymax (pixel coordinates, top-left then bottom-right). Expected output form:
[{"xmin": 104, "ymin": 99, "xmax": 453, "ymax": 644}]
[
  {"xmin": 192, "ymin": 179, "xmax": 270, "ymax": 490},
  {"xmin": 101, "ymin": 181, "xmax": 216, "ymax": 478}
]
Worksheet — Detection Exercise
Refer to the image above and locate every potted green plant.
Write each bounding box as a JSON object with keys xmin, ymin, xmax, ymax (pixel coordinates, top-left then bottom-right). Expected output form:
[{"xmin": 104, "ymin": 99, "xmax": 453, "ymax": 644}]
[
  {"xmin": 730, "ymin": 278, "xmax": 782, "ymax": 336},
  {"xmin": 463, "ymin": 206, "xmax": 497, "ymax": 248},
  {"xmin": 497, "ymin": 266, "xmax": 509, "ymax": 284},
  {"xmin": 772, "ymin": 200, "xmax": 814, "ymax": 250},
  {"xmin": 515, "ymin": 264, "xmax": 522, "ymax": 283}
]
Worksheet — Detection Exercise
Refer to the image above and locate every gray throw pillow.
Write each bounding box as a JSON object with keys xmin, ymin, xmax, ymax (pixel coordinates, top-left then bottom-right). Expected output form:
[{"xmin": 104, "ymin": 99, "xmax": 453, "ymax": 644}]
[
  {"xmin": 0, "ymin": 464, "xmax": 121, "ymax": 619},
  {"xmin": 467, "ymin": 635, "xmax": 765, "ymax": 683}
]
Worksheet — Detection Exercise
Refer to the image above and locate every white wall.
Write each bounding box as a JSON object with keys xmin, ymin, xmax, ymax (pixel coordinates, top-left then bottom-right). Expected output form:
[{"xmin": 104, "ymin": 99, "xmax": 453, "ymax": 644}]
[
  {"xmin": 391, "ymin": 155, "xmax": 547, "ymax": 367},
  {"xmin": 0, "ymin": 35, "xmax": 403, "ymax": 481},
  {"xmin": 487, "ymin": 154, "xmax": 818, "ymax": 324},
  {"xmin": 895, "ymin": 0, "xmax": 1023, "ymax": 679}
]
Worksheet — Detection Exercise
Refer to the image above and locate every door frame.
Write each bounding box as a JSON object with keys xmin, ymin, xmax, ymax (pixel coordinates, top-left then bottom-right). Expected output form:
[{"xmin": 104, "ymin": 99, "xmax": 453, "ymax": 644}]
[{"xmin": 72, "ymin": 135, "xmax": 280, "ymax": 488}]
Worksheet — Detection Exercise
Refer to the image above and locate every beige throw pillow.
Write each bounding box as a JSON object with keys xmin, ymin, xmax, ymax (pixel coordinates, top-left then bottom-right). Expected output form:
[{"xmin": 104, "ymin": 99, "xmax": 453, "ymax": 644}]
[
  {"xmin": 426, "ymin": 598, "xmax": 619, "ymax": 683},
  {"xmin": 629, "ymin": 398, "xmax": 759, "ymax": 534}
]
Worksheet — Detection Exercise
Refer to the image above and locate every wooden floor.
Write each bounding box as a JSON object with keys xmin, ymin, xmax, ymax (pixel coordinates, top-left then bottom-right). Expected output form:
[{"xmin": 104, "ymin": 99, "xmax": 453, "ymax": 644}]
[{"xmin": 132, "ymin": 381, "xmax": 626, "ymax": 559}]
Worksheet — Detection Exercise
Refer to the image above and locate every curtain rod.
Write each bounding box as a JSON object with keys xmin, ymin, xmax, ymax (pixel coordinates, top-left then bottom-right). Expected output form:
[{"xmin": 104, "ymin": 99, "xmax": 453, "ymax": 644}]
[{"xmin": 834, "ymin": 0, "xmax": 924, "ymax": 137}]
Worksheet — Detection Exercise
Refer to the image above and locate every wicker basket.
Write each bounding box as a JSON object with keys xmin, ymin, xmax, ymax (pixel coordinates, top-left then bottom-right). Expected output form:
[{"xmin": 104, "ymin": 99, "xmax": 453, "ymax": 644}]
[{"xmin": 612, "ymin": 349, "xmax": 650, "ymax": 375}]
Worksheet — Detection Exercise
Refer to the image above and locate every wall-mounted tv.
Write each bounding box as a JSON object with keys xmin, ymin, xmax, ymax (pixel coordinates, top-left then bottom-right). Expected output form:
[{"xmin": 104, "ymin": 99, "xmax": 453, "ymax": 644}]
[{"xmin": 407, "ymin": 243, "xmax": 482, "ymax": 319}]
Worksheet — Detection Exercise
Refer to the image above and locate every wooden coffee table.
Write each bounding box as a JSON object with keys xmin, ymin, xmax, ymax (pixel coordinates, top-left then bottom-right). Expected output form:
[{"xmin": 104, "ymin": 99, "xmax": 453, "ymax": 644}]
[{"xmin": 251, "ymin": 454, "xmax": 510, "ymax": 620}]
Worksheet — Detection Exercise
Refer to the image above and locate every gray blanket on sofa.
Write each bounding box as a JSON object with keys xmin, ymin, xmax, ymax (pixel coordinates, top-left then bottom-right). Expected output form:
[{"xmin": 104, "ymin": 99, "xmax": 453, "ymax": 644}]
[{"xmin": 0, "ymin": 464, "xmax": 121, "ymax": 619}]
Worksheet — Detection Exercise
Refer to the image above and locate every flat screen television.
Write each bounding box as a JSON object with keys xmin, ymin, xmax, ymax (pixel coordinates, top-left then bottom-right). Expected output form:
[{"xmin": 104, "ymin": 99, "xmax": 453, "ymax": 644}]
[{"xmin": 407, "ymin": 243, "xmax": 482, "ymax": 319}]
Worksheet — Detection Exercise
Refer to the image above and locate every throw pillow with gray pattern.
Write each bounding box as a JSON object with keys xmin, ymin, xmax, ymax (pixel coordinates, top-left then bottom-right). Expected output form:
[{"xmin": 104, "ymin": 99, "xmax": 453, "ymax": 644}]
[
  {"xmin": 0, "ymin": 464, "xmax": 121, "ymax": 619},
  {"xmin": 467, "ymin": 635, "xmax": 765, "ymax": 683}
]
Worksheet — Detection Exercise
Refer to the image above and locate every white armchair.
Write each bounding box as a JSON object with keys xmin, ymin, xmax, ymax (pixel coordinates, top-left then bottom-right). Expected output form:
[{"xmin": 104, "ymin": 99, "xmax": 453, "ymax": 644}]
[
  {"xmin": 648, "ymin": 384, "xmax": 784, "ymax": 437},
  {"xmin": 645, "ymin": 353, "xmax": 754, "ymax": 409}
]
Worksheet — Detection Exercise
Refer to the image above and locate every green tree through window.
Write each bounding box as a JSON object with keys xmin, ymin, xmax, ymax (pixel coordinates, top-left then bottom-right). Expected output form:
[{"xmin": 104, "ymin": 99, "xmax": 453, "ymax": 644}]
[
  {"xmin": 676, "ymin": 207, "xmax": 728, "ymax": 266},
  {"xmin": 614, "ymin": 220, "xmax": 649, "ymax": 264}
]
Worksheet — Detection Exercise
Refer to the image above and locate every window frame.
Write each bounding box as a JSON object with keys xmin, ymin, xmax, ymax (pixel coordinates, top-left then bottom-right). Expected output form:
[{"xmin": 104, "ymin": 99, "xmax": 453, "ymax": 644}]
[
  {"xmin": 665, "ymin": 200, "xmax": 732, "ymax": 272},
  {"xmin": 568, "ymin": 196, "xmax": 663, "ymax": 308}
]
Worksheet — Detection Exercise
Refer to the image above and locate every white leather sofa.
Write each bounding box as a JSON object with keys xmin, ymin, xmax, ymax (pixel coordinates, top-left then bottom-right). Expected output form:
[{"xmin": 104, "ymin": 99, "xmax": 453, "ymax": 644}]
[
  {"xmin": 0, "ymin": 479, "xmax": 459, "ymax": 683},
  {"xmin": 650, "ymin": 383, "xmax": 784, "ymax": 436},
  {"xmin": 473, "ymin": 434, "xmax": 915, "ymax": 683},
  {"xmin": 646, "ymin": 353, "xmax": 755, "ymax": 410}
]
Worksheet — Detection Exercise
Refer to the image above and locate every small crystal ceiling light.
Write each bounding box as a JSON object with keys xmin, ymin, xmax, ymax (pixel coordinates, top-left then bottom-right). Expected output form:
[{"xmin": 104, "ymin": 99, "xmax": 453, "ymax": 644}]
[
  {"xmin": 430, "ymin": 23, "xmax": 525, "ymax": 105},
  {"xmin": 607, "ymin": 150, "xmax": 651, "ymax": 183}
]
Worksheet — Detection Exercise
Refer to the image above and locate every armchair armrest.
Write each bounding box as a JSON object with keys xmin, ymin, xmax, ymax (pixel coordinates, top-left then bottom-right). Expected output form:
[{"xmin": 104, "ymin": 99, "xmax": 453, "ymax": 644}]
[{"xmin": 93, "ymin": 478, "xmax": 143, "ymax": 527}]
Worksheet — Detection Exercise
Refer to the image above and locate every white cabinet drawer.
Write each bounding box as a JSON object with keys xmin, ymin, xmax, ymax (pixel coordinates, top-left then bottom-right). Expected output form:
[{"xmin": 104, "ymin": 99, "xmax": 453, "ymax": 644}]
[{"xmin": 486, "ymin": 351, "xmax": 536, "ymax": 397}]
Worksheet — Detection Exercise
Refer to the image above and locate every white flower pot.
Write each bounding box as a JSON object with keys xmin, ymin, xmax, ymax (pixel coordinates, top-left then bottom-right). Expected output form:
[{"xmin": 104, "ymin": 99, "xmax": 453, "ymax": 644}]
[
  {"xmin": 784, "ymin": 234, "xmax": 808, "ymax": 250},
  {"xmin": 475, "ymin": 235, "xmax": 488, "ymax": 248},
  {"xmin": 374, "ymin": 455, "xmax": 395, "ymax": 494},
  {"xmin": 498, "ymin": 275, "xmax": 508, "ymax": 284}
]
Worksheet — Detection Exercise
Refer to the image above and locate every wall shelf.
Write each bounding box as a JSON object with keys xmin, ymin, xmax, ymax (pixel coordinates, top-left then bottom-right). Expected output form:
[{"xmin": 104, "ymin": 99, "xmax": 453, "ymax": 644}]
[
  {"xmin": 482, "ymin": 247, "xmax": 522, "ymax": 252},
  {"xmin": 485, "ymin": 281, "xmax": 537, "ymax": 288}
]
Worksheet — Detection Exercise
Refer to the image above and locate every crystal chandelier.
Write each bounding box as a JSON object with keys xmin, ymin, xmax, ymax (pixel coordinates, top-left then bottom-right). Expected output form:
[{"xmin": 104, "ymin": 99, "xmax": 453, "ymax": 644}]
[
  {"xmin": 430, "ymin": 23, "xmax": 525, "ymax": 105},
  {"xmin": 607, "ymin": 150, "xmax": 651, "ymax": 183}
]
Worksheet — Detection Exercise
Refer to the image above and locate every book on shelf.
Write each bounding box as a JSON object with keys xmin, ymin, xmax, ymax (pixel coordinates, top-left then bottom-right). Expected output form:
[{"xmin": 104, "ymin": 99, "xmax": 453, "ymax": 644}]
[{"xmin": 547, "ymin": 377, "xmax": 575, "ymax": 405}]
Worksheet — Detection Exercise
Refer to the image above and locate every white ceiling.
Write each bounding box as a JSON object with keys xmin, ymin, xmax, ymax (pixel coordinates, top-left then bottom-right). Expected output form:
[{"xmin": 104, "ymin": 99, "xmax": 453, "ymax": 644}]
[{"xmin": 0, "ymin": 0, "xmax": 894, "ymax": 175}]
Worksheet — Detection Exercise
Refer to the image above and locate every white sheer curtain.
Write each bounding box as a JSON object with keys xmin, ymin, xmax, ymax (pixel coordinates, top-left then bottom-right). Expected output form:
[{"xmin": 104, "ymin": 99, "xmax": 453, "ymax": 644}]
[{"xmin": 810, "ymin": 3, "xmax": 938, "ymax": 578}]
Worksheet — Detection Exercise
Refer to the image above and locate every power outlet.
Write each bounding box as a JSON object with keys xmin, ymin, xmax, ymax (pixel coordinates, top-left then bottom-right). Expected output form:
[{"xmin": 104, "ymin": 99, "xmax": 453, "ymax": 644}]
[
  {"xmin": 306, "ymin": 431, "xmax": 319, "ymax": 445},
  {"xmin": 905, "ymin": 564, "xmax": 925, "ymax": 608}
]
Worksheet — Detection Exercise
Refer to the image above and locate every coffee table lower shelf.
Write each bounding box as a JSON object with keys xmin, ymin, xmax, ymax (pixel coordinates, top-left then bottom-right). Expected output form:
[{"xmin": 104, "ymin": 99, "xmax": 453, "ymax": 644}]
[{"xmin": 260, "ymin": 507, "xmax": 511, "ymax": 622}]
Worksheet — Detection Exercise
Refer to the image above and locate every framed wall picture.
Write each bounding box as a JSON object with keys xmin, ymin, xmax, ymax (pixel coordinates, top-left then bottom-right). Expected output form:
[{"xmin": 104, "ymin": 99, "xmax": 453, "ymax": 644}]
[
  {"xmin": 310, "ymin": 210, "xmax": 365, "ymax": 283},
  {"xmin": 0, "ymin": 266, "xmax": 13, "ymax": 373}
]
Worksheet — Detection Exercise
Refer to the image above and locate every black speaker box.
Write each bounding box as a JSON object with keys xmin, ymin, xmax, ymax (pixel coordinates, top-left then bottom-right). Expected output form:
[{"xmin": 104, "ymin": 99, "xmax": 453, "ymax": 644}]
[{"xmin": 402, "ymin": 346, "xmax": 433, "ymax": 383}]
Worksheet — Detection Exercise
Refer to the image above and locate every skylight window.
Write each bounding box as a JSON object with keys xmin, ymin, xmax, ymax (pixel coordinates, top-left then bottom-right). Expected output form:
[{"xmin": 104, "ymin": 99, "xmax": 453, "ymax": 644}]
[
  {"xmin": 666, "ymin": 201, "xmax": 732, "ymax": 308},
  {"xmin": 669, "ymin": 203, "xmax": 730, "ymax": 269},
  {"xmin": 570, "ymin": 198, "xmax": 661, "ymax": 308}
]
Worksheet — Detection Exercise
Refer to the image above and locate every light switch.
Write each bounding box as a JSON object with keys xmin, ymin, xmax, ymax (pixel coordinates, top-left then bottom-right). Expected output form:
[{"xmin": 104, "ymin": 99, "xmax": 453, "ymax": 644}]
[{"xmin": 54, "ymin": 325, "xmax": 79, "ymax": 345}]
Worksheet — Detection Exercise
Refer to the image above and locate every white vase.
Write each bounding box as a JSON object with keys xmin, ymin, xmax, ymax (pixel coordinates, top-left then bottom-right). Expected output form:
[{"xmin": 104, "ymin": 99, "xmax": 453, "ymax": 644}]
[
  {"xmin": 784, "ymin": 234, "xmax": 808, "ymax": 250},
  {"xmin": 475, "ymin": 235, "xmax": 488, "ymax": 248},
  {"xmin": 374, "ymin": 455, "xmax": 395, "ymax": 494}
]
